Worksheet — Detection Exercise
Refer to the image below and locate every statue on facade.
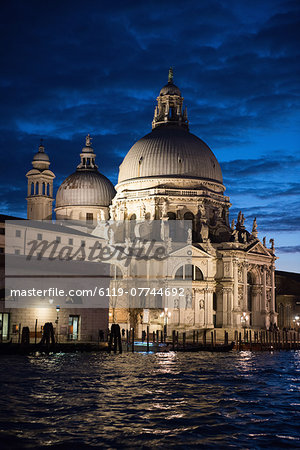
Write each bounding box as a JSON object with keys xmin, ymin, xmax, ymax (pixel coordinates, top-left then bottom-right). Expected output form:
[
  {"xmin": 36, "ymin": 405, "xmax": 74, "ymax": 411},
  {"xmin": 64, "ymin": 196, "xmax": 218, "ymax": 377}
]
[
  {"xmin": 187, "ymin": 227, "xmax": 192, "ymax": 244},
  {"xmin": 252, "ymin": 217, "xmax": 258, "ymax": 237},
  {"xmin": 141, "ymin": 203, "xmax": 146, "ymax": 219},
  {"xmin": 200, "ymin": 222, "xmax": 209, "ymax": 241},
  {"xmin": 161, "ymin": 199, "xmax": 168, "ymax": 218},
  {"xmin": 185, "ymin": 291, "xmax": 192, "ymax": 309},
  {"xmin": 108, "ymin": 227, "xmax": 115, "ymax": 245},
  {"xmin": 232, "ymin": 229, "xmax": 239, "ymax": 242}
]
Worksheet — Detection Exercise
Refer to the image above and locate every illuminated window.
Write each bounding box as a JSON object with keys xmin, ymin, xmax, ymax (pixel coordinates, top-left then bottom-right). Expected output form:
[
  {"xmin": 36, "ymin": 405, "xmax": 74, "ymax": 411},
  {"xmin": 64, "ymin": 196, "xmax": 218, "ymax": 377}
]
[
  {"xmin": 0, "ymin": 313, "xmax": 10, "ymax": 340},
  {"xmin": 175, "ymin": 264, "xmax": 203, "ymax": 281}
]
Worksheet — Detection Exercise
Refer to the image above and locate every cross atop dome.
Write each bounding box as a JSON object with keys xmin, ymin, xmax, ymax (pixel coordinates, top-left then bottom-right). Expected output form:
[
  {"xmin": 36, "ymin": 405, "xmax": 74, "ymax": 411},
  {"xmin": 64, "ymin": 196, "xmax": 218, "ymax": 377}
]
[
  {"xmin": 39, "ymin": 138, "xmax": 45, "ymax": 152},
  {"xmin": 152, "ymin": 69, "xmax": 189, "ymax": 130}
]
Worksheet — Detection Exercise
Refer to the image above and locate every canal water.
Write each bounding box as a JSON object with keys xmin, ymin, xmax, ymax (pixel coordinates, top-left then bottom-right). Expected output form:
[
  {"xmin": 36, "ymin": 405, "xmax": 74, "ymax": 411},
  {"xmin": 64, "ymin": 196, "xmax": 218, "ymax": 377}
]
[{"xmin": 0, "ymin": 351, "xmax": 299, "ymax": 449}]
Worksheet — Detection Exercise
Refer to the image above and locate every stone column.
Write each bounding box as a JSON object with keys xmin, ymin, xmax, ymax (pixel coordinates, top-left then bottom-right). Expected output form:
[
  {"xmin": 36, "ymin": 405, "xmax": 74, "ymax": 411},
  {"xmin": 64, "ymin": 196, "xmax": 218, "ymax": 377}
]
[
  {"xmin": 270, "ymin": 263, "xmax": 276, "ymax": 324},
  {"xmin": 262, "ymin": 265, "xmax": 267, "ymax": 312},
  {"xmin": 233, "ymin": 259, "xmax": 239, "ymax": 310},
  {"xmin": 243, "ymin": 261, "xmax": 248, "ymax": 312},
  {"xmin": 216, "ymin": 286, "xmax": 223, "ymax": 327},
  {"xmin": 222, "ymin": 288, "xmax": 227, "ymax": 326},
  {"xmin": 226, "ymin": 288, "xmax": 233, "ymax": 326},
  {"xmin": 207, "ymin": 288, "xmax": 214, "ymax": 327}
]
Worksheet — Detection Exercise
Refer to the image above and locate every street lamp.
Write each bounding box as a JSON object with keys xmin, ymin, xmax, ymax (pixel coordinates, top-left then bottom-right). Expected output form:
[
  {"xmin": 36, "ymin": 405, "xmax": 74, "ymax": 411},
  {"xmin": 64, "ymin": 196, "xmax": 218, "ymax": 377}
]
[
  {"xmin": 160, "ymin": 308, "xmax": 171, "ymax": 340},
  {"xmin": 241, "ymin": 312, "xmax": 249, "ymax": 329},
  {"xmin": 293, "ymin": 315, "xmax": 300, "ymax": 329}
]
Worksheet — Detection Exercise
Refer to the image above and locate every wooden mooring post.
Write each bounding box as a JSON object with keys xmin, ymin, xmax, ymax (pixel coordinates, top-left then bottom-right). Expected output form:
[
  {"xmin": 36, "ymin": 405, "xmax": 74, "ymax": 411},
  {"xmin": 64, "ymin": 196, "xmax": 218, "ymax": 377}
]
[
  {"xmin": 183, "ymin": 332, "xmax": 186, "ymax": 349},
  {"xmin": 34, "ymin": 319, "xmax": 38, "ymax": 345},
  {"xmin": 146, "ymin": 326, "xmax": 149, "ymax": 352},
  {"xmin": 172, "ymin": 330, "xmax": 176, "ymax": 350},
  {"xmin": 132, "ymin": 328, "xmax": 135, "ymax": 353},
  {"xmin": 224, "ymin": 330, "xmax": 228, "ymax": 345},
  {"xmin": 203, "ymin": 329, "xmax": 207, "ymax": 346}
]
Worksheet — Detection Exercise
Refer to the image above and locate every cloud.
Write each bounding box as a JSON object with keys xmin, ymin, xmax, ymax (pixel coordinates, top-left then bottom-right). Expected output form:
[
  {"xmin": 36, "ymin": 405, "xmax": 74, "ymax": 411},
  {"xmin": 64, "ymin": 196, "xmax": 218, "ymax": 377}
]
[{"xmin": 277, "ymin": 245, "xmax": 300, "ymax": 254}]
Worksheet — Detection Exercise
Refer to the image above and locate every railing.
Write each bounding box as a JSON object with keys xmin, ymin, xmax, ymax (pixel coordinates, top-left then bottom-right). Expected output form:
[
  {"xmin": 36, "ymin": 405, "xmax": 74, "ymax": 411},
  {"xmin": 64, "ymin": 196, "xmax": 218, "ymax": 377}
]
[{"xmin": 119, "ymin": 187, "xmax": 228, "ymax": 201}]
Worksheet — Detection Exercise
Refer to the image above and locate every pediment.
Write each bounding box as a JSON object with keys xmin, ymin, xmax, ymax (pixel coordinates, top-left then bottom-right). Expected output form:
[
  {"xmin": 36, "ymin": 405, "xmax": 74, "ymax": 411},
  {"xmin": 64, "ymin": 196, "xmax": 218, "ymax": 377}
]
[
  {"xmin": 170, "ymin": 244, "xmax": 213, "ymax": 259},
  {"xmin": 247, "ymin": 241, "xmax": 271, "ymax": 256}
]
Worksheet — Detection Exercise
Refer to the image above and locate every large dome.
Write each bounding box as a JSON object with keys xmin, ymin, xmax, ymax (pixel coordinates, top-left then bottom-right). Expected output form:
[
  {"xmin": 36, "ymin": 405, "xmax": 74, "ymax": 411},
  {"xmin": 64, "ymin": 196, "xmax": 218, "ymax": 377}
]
[
  {"xmin": 56, "ymin": 170, "xmax": 116, "ymax": 208},
  {"xmin": 118, "ymin": 125, "xmax": 223, "ymax": 184}
]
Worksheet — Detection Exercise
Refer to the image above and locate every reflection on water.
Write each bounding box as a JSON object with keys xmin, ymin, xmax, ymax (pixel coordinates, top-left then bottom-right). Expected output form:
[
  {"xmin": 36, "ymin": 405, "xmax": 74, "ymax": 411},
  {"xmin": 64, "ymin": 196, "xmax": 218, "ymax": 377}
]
[{"xmin": 0, "ymin": 351, "xmax": 299, "ymax": 448}]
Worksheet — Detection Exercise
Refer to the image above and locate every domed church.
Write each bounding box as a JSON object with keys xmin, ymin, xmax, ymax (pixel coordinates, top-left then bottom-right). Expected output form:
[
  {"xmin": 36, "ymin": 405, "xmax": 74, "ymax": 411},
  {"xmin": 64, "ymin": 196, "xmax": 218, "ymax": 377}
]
[{"xmin": 26, "ymin": 69, "xmax": 277, "ymax": 334}]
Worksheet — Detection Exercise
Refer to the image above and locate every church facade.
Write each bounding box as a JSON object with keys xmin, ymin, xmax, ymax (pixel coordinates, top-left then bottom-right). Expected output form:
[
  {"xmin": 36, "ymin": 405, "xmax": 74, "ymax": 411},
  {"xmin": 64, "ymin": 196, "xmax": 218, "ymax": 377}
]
[{"xmin": 2, "ymin": 71, "xmax": 277, "ymax": 341}]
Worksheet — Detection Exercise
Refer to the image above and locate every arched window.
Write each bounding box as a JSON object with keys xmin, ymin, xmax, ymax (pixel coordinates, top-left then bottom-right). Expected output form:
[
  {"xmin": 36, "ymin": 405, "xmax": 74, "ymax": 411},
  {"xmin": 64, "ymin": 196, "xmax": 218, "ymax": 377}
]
[
  {"xmin": 167, "ymin": 212, "xmax": 176, "ymax": 220},
  {"xmin": 31, "ymin": 182, "xmax": 34, "ymax": 195},
  {"xmin": 175, "ymin": 266, "xmax": 183, "ymax": 279},
  {"xmin": 184, "ymin": 211, "xmax": 194, "ymax": 221},
  {"xmin": 174, "ymin": 264, "xmax": 203, "ymax": 281}
]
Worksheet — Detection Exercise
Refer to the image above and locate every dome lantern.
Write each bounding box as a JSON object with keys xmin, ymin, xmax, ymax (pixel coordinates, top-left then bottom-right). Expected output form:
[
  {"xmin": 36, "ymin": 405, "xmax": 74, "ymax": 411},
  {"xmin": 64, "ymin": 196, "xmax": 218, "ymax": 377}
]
[
  {"xmin": 55, "ymin": 135, "xmax": 116, "ymax": 221},
  {"xmin": 77, "ymin": 134, "xmax": 98, "ymax": 171},
  {"xmin": 152, "ymin": 68, "xmax": 188, "ymax": 130}
]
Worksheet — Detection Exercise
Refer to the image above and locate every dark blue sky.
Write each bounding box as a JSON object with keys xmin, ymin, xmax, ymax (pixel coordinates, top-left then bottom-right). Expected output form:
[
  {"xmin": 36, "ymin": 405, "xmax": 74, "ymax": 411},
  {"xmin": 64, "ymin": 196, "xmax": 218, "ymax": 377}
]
[{"xmin": 0, "ymin": 0, "xmax": 299, "ymax": 271}]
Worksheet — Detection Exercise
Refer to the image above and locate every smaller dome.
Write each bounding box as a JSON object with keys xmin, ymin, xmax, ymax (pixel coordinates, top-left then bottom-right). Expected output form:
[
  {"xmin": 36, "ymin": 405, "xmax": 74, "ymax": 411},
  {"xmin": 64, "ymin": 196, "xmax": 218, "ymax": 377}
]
[
  {"xmin": 33, "ymin": 151, "xmax": 49, "ymax": 162},
  {"xmin": 160, "ymin": 82, "xmax": 181, "ymax": 96},
  {"xmin": 56, "ymin": 171, "xmax": 116, "ymax": 208},
  {"xmin": 33, "ymin": 144, "xmax": 49, "ymax": 162}
]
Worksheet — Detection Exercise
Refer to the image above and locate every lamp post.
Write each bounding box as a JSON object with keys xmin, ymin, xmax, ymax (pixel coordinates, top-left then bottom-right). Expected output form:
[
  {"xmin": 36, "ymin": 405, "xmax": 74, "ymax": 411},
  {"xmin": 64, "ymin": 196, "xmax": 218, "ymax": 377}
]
[
  {"xmin": 55, "ymin": 305, "xmax": 60, "ymax": 342},
  {"xmin": 160, "ymin": 308, "xmax": 171, "ymax": 341},
  {"xmin": 241, "ymin": 312, "xmax": 249, "ymax": 329},
  {"xmin": 293, "ymin": 315, "xmax": 300, "ymax": 330}
]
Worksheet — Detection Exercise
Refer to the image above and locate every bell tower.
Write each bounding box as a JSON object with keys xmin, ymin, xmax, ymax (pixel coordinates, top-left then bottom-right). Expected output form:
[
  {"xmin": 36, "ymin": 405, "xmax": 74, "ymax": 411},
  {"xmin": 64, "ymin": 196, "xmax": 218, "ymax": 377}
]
[{"xmin": 26, "ymin": 140, "xmax": 55, "ymax": 220}]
